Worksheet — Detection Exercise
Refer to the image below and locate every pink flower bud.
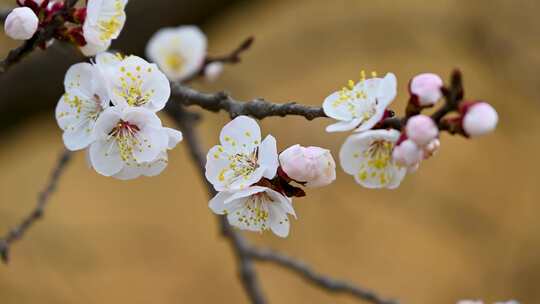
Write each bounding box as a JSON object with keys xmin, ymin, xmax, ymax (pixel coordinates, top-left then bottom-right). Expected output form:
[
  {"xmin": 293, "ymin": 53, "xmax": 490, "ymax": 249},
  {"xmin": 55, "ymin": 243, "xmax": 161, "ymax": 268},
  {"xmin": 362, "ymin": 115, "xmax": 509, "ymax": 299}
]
[
  {"xmin": 4, "ymin": 7, "xmax": 39, "ymax": 40},
  {"xmin": 423, "ymin": 138, "xmax": 440, "ymax": 159},
  {"xmin": 279, "ymin": 145, "xmax": 336, "ymax": 188},
  {"xmin": 410, "ymin": 73, "xmax": 443, "ymax": 106},
  {"xmin": 392, "ymin": 140, "xmax": 423, "ymax": 168},
  {"xmin": 405, "ymin": 115, "xmax": 439, "ymax": 147},
  {"xmin": 462, "ymin": 102, "xmax": 498, "ymax": 137},
  {"xmin": 204, "ymin": 62, "xmax": 223, "ymax": 82}
]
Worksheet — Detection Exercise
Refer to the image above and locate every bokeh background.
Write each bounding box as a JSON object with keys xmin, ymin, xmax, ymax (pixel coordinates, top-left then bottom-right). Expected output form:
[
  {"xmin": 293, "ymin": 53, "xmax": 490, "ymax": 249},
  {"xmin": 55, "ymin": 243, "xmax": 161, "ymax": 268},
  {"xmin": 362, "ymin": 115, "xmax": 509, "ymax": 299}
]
[{"xmin": 1, "ymin": 0, "xmax": 539, "ymax": 303}]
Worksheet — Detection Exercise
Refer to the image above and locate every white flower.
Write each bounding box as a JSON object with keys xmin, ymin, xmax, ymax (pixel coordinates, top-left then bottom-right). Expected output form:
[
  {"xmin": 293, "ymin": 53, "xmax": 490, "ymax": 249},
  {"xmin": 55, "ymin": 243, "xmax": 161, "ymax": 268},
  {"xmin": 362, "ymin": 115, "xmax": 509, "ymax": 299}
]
[
  {"xmin": 205, "ymin": 116, "xmax": 278, "ymax": 192},
  {"xmin": 4, "ymin": 7, "xmax": 39, "ymax": 40},
  {"xmin": 410, "ymin": 73, "xmax": 443, "ymax": 106},
  {"xmin": 405, "ymin": 114, "xmax": 439, "ymax": 147},
  {"xmin": 89, "ymin": 106, "xmax": 170, "ymax": 177},
  {"xmin": 340, "ymin": 129, "xmax": 406, "ymax": 189},
  {"xmin": 56, "ymin": 62, "xmax": 110, "ymax": 151},
  {"xmin": 323, "ymin": 72, "xmax": 397, "ymax": 133},
  {"xmin": 103, "ymin": 55, "xmax": 171, "ymax": 112},
  {"xmin": 146, "ymin": 26, "xmax": 207, "ymax": 82},
  {"xmin": 279, "ymin": 145, "xmax": 336, "ymax": 187},
  {"xmin": 462, "ymin": 102, "xmax": 498, "ymax": 137},
  {"xmin": 81, "ymin": 0, "xmax": 128, "ymax": 56},
  {"xmin": 112, "ymin": 127, "xmax": 183, "ymax": 180},
  {"xmin": 204, "ymin": 62, "xmax": 223, "ymax": 82},
  {"xmin": 457, "ymin": 301, "xmax": 483, "ymax": 304},
  {"xmin": 209, "ymin": 186, "xmax": 296, "ymax": 238}
]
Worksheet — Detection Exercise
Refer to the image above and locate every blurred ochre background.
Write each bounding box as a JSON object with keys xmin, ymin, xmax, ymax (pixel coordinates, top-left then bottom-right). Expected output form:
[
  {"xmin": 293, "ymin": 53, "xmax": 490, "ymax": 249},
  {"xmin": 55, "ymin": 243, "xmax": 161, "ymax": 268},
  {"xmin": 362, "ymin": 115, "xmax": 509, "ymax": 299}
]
[{"xmin": 1, "ymin": 0, "xmax": 539, "ymax": 303}]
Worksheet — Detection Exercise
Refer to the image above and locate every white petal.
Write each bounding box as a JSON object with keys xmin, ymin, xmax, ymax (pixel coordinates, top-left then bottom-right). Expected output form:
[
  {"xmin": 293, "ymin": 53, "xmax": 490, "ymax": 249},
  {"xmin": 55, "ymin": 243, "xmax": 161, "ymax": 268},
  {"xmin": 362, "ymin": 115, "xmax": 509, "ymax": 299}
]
[
  {"xmin": 62, "ymin": 120, "xmax": 95, "ymax": 151},
  {"xmin": 89, "ymin": 139, "xmax": 123, "ymax": 176},
  {"xmin": 268, "ymin": 204, "xmax": 290, "ymax": 238},
  {"xmin": 133, "ymin": 126, "xmax": 168, "ymax": 163},
  {"xmin": 219, "ymin": 116, "xmax": 261, "ymax": 154},
  {"xmin": 165, "ymin": 127, "xmax": 183, "ymax": 149},
  {"xmin": 209, "ymin": 191, "xmax": 234, "ymax": 214},
  {"xmin": 322, "ymin": 91, "xmax": 354, "ymax": 121},
  {"xmin": 354, "ymin": 110, "xmax": 384, "ymax": 132},
  {"xmin": 224, "ymin": 186, "xmax": 266, "ymax": 205},
  {"xmin": 113, "ymin": 152, "xmax": 168, "ymax": 180},
  {"xmin": 258, "ymin": 135, "xmax": 278, "ymax": 179},
  {"xmin": 113, "ymin": 165, "xmax": 143, "ymax": 180},
  {"xmin": 326, "ymin": 118, "xmax": 362, "ymax": 133},
  {"xmin": 55, "ymin": 92, "xmax": 103, "ymax": 151},
  {"xmin": 376, "ymin": 73, "xmax": 398, "ymax": 106},
  {"xmin": 266, "ymin": 188, "xmax": 296, "ymax": 218},
  {"xmin": 93, "ymin": 107, "xmax": 122, "ymax": 140},
  {"xmin": 64, "ymin": 63, "xmax": 94, "ymax": 96}
]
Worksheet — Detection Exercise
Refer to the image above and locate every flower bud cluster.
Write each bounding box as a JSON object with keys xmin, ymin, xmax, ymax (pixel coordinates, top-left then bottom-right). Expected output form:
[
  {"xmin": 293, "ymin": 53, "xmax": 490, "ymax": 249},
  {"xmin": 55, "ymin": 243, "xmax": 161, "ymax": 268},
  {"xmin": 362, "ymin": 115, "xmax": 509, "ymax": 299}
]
[{"xmin": 5, "ymin": 0, "xmax": 128, "ymax": 57}]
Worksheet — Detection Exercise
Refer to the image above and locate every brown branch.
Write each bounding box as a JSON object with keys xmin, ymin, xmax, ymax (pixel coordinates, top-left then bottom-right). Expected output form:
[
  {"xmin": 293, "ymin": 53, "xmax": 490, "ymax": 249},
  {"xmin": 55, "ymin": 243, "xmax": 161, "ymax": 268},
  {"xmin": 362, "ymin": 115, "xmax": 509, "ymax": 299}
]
[
  {"xmin": 0, "ymin": 0, "xmax": 79, "ymax": 75},
  {"xmin": 164, "ymin": 102, "xmax": 400, "ymax": 304},
  {"xmin": 0, "ymin": 149, "xmax": 72, "ymax": 264},
  {"xmin": 172, "ymin": 83, "xmax": 326, "ymax": 120}
]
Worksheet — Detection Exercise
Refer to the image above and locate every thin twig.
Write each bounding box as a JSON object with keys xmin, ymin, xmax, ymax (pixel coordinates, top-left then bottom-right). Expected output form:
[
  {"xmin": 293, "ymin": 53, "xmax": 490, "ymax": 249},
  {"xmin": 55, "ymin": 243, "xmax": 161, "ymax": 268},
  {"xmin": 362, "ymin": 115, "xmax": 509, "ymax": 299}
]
[
  {"xmin": 0, "ymin": 149, "xmax": 72, "ymax": 264},
  {"xmin": 182, "ymin": 36, "xmax": 255, "ymax": 83},
  {"xmin": 165, "ymin": 102, "xmax": 400, "ymax": 304},
  {"xmin": 165, "ymin": 103, "xmax": 267, "ymax": 304},
  {"xmin": 249, "ymin": 248, "xmax": 400, "ymax": 304},
  {"xmin": 0, "ymin": 0, "xmax": 79, "ymax": 75}
]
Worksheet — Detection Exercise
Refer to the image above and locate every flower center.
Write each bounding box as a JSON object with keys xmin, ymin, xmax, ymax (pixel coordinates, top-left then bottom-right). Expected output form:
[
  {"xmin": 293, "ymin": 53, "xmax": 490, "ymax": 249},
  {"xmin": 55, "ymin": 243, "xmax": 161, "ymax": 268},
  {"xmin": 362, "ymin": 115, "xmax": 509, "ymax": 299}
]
[
  {"xmin": 365, "ymin": 140, "xmax": 393, "ymax": 169},
  {"xmin": 227, "ymin": 149, "xmax": 259, "ymax": 181},
  {"xmin": 108, "ymin": 120, "xmax": 141, "ymax": 162},
  {"xmin": 236, "ymin": 192, "xmax": 274, "ymax": 229},
  {"xmin": 97, "ymin": 1, "xmax": 124, "ymax": 41},
  {"xmin": 165, "ymin": 53, "xmax": 185, "ymax": 72},
  {"xmin": 117, "ymin": 67, "xmax": 155, "ymax": 107}
]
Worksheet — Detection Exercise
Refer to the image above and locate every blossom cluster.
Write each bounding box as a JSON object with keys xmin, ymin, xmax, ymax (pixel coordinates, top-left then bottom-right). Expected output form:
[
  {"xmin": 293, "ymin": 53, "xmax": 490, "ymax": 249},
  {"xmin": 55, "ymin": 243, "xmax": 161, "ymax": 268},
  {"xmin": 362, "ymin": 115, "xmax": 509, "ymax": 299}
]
[
  {"xmin": 323, "ymin": 71, "xmax": 498, "ymax": 189},
  {"xmin": 4, "ymin": 0, "xmax": 128, "ymax": 56},
  {"xmin": 205, "ymin": 116, "xmax": 336, "ymax": 237},
  {"xmin": 55, "ymin": 52, "xmax": 182, "ymax": 179}
]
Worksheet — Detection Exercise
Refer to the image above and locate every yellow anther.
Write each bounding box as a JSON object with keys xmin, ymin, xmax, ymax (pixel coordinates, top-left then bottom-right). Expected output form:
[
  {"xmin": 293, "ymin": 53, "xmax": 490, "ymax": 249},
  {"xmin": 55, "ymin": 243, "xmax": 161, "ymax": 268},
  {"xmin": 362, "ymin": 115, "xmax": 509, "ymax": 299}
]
[{"xmin": 348, "ymin": 80, "xmax": 355, "ymax": 90}]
